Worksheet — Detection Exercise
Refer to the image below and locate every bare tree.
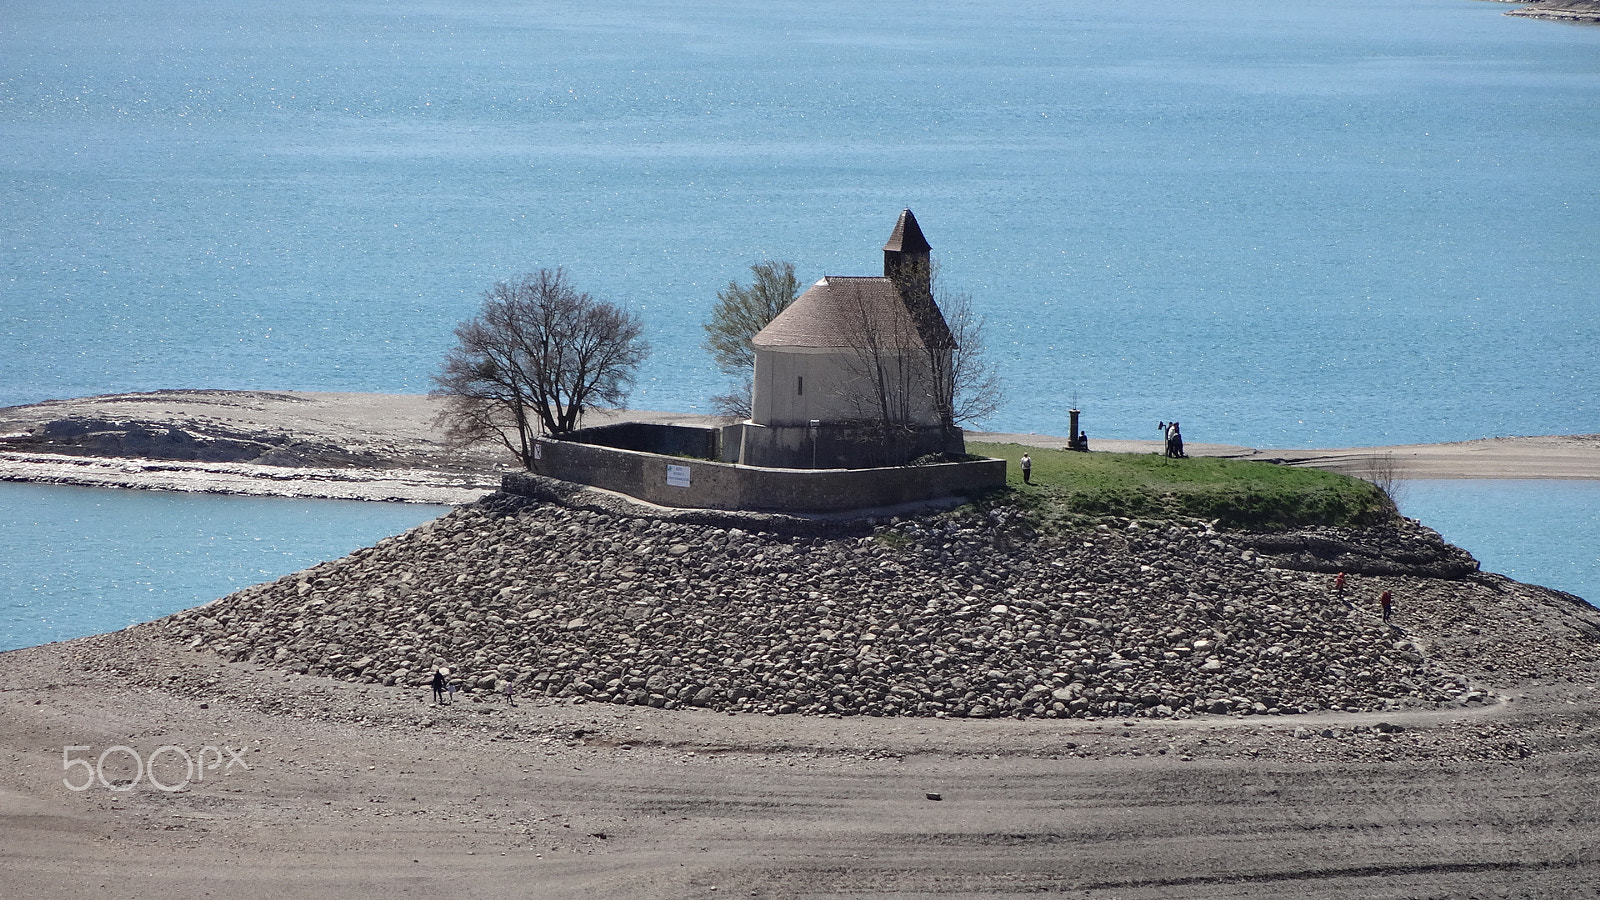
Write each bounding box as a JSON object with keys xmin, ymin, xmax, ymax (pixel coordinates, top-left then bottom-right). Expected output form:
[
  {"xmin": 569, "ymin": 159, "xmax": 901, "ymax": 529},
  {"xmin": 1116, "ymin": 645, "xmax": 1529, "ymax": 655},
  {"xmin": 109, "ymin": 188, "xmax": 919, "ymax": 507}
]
[
  {"xmin": 431, "ymin": 269, "xmax": 649, "ymax": 466},
  {"xmin": 1363, "ymin": 451, "xmax": 1407, "ymax": 509},
  {"xmin": 838, "ymin": 285, "xmax": 925, "ymax": 446},
  {"xmin": 702, "ymin": 260, "xmax": 800, "ymax": 417},
  {"xmin": 837, "ymin": 259, "xmax": 1002, "ymax": 447},
  {"xmin": 708, "ymin": 380, "xmax": 754, "ymax": 423},
  {"xmin": 926, "ymin": 280, "xmax": 1003, "ymax": 430}
]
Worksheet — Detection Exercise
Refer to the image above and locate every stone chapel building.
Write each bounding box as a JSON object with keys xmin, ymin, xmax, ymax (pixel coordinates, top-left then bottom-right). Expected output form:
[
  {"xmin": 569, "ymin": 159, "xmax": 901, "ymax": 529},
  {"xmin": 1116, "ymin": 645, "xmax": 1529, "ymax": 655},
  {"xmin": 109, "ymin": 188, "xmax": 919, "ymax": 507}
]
[{"xmin": 735, "ymin": 209, "xmax": 966, "ymax": 468}]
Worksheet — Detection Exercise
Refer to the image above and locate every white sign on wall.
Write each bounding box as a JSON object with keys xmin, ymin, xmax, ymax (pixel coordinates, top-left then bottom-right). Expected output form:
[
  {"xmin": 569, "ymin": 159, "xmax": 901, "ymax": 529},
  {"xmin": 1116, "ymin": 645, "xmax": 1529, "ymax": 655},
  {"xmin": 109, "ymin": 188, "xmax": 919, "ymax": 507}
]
[{"xmin": 666, "ymin": 464, "xmax": 691, "ymax": 488}]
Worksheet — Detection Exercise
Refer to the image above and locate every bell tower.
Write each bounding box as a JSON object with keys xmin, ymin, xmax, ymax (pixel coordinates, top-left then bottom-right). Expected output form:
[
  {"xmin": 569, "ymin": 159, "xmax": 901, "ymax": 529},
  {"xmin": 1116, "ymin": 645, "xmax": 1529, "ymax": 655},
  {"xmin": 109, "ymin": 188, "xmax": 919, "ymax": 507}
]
[{"xmin": 882, "ymin": 208, "xmax": 932, "ymax": 286}]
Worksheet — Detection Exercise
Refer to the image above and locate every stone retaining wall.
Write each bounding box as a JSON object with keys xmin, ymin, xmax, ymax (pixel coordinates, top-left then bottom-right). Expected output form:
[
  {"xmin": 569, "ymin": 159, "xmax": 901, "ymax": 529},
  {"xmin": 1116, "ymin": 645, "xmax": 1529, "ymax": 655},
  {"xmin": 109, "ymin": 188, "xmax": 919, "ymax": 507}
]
[
  {"xmin": 733, "ymin": 421, "xmax": 963, "ymax": 469},
  {"xmin": 516, "ymin": 427, "xmax": 1005, "ymax": 513},
  {"xmin": 555, "ymin": 421, "xmax": 722, "ymax": 460}
]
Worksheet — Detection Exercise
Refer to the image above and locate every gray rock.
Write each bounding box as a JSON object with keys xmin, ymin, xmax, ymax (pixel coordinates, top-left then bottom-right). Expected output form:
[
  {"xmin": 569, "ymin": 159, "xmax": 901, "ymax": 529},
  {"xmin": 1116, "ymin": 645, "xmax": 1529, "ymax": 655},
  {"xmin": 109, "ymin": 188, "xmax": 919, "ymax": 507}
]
[{"xmin": 160, "ymin": 493, "xmax": 1477, "ymax": 721}]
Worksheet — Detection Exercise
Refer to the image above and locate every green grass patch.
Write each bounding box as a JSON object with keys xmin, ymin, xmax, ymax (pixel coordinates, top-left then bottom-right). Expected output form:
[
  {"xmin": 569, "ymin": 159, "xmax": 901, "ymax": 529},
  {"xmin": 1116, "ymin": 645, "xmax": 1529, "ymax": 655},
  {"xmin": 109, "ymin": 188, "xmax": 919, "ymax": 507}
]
[{"xmin": 968, "ymin": 441, "xmax": 1395, "ymax": 531}]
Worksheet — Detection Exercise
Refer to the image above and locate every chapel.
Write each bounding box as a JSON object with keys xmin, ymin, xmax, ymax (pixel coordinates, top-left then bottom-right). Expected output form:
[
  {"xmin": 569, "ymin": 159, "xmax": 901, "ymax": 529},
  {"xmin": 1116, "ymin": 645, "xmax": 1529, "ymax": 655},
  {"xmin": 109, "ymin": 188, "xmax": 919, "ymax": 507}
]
[{"xmin": 736, "ymin": 209, "xmax": 965, "ymax": 468}]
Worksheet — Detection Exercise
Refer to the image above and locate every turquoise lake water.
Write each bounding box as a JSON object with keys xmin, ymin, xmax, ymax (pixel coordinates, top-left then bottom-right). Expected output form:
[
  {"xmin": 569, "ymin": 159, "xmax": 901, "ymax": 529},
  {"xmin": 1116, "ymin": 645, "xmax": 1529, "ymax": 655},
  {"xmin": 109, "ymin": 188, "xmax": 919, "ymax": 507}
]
[
  {"xmin": 0, "ymin": 484, "xmax": 446, "ymax": 652},
  {"xmin": 1, "ymin": 0, "xmax": 1596, "ymax": 648},
  {"xmin": 1397, "ymin": 480, "xmax": 1600, "ymax": 607}
]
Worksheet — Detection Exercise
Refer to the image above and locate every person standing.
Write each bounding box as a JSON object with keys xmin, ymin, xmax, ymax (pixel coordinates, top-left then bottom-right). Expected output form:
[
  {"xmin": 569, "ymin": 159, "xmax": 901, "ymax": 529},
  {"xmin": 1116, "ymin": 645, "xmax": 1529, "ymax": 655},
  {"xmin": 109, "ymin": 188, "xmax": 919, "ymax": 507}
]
[
  {"xmin": 431, "ymin": 667, "xmax": 447, "ymax": 705},
  {"xmin": 1335, "ymin": 571, "xmax": 1348, "ymax": 607},
  {"xmin": 1380, "ymin": 589, "xmax": 1393, "ymax": 623},
  {"xmin": 1020, "ymin": 453, "xmax": 1033, "ymax": 484}
]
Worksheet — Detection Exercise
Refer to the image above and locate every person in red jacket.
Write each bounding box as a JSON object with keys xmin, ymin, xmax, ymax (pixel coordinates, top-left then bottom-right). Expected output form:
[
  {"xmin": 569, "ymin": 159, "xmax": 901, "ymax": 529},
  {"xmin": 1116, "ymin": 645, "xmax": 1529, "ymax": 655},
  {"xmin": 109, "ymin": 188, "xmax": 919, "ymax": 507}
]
[{"xmin": 1379, "ymin": 589, "xmax": 1393, "ymax": 623}]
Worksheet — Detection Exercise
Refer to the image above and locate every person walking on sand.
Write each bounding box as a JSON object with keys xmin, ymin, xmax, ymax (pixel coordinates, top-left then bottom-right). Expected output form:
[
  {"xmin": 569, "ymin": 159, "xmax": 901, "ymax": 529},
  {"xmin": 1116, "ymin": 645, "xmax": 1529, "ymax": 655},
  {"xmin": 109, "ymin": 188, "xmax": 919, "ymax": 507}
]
[
  {"xmin": 502, "ymin": 679, "xmax": 517, "ymax": 707},
  {"xmin": 1020, "ymin": 453, "xmax": 1032, "ymax": 484},
  {"xmin": 431, "ymin": 667, "xmax": 447, "ymax": 705},
  {"xmin": 1380, "ymin": 589, "xmax": 1393, "ymax": 623}
]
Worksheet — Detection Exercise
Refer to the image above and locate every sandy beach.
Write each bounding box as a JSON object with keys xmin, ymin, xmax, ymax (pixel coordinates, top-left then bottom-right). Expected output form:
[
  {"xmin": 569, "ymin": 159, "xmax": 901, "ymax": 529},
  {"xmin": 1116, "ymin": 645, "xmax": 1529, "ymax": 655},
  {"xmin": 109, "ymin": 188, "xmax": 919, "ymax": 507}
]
[
  {"xmin": 965, "ymin": 431, "xmax": 1600, "ymax": 483},
  {"xmin": 4, "ymin": 390, "xmax": 1600, "ymax": 898}
]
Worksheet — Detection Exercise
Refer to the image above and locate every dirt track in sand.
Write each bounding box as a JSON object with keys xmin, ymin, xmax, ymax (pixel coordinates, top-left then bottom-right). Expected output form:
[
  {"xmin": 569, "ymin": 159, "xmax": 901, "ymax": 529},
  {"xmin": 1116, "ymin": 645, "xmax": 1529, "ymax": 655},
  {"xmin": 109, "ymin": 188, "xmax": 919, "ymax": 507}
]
[{"xmin": 3, "ymin": 605, "xmax": 1599, "ymax": 900}]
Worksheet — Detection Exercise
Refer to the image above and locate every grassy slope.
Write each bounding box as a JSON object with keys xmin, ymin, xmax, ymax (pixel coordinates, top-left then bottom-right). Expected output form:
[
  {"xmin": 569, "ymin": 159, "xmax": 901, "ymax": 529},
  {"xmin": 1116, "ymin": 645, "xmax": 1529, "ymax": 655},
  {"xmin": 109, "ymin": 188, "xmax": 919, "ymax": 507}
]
[{"xmin": 967, "ymin": 441, "xmax": 1395, "ymax": 531}]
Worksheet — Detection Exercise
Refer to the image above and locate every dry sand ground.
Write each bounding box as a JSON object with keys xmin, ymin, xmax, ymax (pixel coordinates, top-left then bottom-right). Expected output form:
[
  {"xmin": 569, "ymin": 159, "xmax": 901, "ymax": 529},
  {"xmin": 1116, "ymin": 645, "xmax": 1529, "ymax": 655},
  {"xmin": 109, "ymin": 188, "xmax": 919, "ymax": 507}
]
[
  {"xmin": 4, "ymin": 391, "xmax": 1600, "ymax": 898},
  {"xmin": 2, "ymin": 620, "xmax": 1598, "ymax": 900}
]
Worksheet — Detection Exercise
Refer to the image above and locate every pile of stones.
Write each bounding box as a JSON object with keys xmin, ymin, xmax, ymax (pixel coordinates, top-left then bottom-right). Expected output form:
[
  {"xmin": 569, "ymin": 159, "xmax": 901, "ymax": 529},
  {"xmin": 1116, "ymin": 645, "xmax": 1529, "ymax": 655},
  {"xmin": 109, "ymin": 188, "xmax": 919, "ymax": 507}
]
[
  {"xmin": 0, "ymin": 416, "xmax": 378, "ymax": 467},
  {"xmin": 164, "ymin": 493, "xmax": 1472, "ymax": 719}
]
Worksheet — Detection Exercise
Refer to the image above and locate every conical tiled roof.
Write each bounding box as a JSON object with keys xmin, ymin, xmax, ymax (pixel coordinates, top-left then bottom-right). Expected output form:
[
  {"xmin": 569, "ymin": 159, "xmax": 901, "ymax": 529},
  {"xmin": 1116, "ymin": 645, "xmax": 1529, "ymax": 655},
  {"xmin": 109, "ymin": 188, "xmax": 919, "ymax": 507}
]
[
  {"xmin": 753, "ymin": 276, "xmax": 953, "ymax": 351},
  {"xmin": 882, "ymin": 208, "xmax": 931, "ymax": 254}
]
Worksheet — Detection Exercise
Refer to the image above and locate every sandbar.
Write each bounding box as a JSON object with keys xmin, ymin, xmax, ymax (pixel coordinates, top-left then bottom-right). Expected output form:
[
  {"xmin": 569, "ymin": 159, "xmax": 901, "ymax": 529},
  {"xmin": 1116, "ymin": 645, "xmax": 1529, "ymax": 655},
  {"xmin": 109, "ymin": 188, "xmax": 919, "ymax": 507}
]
[{"xmin": 3, "ymin": 391, "xmax": 1596, "ymax": 504}]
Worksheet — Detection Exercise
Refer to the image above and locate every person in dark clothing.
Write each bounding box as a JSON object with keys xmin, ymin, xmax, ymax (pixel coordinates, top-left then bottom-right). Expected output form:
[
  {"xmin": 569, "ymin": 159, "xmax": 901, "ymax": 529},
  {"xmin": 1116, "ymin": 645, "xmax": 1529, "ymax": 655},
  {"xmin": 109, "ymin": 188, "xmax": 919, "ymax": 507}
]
[
  {"xmin": 1380, "ymin": 590, "xmax": 1393, "ymax": 623},
  {"xmin": 431, "ymin": 668, "xmax": 448, "ymax": 704}
]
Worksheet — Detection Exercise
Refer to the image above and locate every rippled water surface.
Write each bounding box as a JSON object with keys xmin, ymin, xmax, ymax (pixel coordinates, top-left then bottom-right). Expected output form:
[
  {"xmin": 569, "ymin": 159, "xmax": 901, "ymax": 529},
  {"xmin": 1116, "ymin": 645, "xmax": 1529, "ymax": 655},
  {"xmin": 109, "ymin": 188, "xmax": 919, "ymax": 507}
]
[
  {"xmin": 0, "ymin": 484, "xmax": 447, "ymax": 652},
  {"xmin": 1398, "ymin": 480, "xmax": 1600, "ymax": 607},
  {"xmin": 2, "ymin": 0, "xmax": 1596, "ymax": 645},
  {"xmin": 3, "ymin": 0, "xmax": 1597, "ymax": 447}
]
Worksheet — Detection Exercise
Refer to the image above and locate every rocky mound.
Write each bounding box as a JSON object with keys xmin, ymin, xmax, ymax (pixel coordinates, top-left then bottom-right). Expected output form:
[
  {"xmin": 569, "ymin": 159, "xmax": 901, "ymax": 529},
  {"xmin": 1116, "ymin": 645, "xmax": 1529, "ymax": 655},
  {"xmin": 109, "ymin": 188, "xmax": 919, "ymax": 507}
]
[
  {"xmin": 163, "ymin": 491, "xmax": 1494, "ymax": 720},
  {"xmin": 1239, "ymin": 525, "xmax": 1480, "ymax": 579},
  {"xmin": 1507, "ymin": 0, "xmax": 1600, "ymax": 23},
  {"xmin": 0, "ymin": 416, "xmax": 382, "ymax": 467}
]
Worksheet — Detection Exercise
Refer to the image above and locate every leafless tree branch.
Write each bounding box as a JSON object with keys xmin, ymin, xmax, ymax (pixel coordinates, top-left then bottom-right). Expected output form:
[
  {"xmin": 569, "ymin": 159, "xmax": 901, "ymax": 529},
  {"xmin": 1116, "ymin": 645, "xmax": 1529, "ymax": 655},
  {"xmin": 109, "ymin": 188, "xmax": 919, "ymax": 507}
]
[{"xmin": 430, "ymin": 269, "xmax": 649, "ymax": 466}]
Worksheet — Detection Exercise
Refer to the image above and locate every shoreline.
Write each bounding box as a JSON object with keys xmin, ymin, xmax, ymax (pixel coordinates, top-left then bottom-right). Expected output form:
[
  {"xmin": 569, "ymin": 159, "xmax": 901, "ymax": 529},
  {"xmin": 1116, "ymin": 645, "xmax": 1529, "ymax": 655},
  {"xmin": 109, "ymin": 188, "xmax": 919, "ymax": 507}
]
[
  {"xmin": 968, "ymin": 430, "xmax": 1600, "ymax": 482},
  {"xmin": 1504, "ymin": 0, "xmax": 1600, "ymax": 24},
  {"xmin": 3, "ymin": 390, "xmax": 1597, "ymax": 503},
  {"xmin": 5, "ymin": 390, "xmax": 1600, "ymax": 896},
  {"xmin": 4, "ymin": 480, "xmax": 1600, "ymax": 897}
]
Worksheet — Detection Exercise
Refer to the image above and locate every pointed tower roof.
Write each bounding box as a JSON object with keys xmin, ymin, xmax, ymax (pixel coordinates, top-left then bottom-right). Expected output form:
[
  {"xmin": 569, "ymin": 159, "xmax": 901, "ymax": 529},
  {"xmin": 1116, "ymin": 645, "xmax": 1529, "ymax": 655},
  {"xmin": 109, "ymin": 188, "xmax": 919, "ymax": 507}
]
[{"xmin": 883, "ymin": 208, "xmax": 931, "ymax": 254}]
